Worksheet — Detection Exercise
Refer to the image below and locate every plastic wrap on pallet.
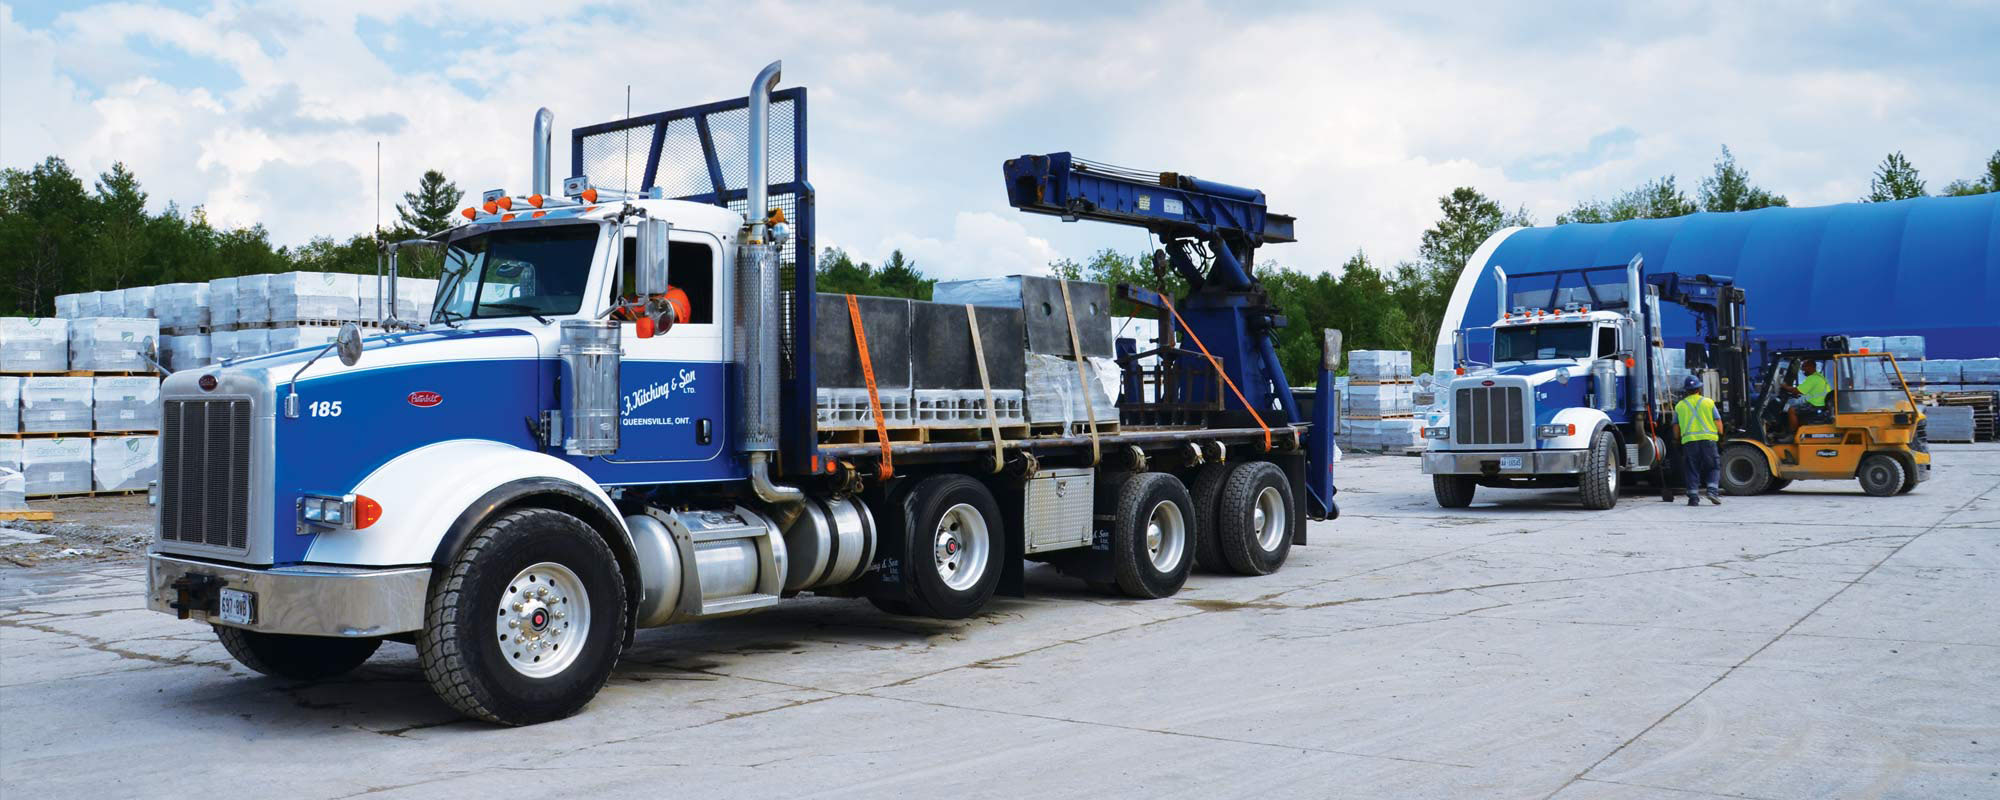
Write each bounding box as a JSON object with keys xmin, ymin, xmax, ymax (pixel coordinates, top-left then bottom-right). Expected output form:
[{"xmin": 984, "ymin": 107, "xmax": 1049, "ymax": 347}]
[
  {"xmin": 1963, "ymin": 358, "xmax": 2000, "ymax": 384},
  {"xmin": 163, "ymin": 334, "xmax": 212, "ymax": 371},
  {"xmin": 269, "ymin": 325, "xmax": 340, "ymax": 353},
  {"xmin": 932, "ymin": 275, "xmax": 1115, "ymax": 358},
  {"xmin": 208, "ymin": 330, "xmax": 237, "ymax": 361},
  {"xmin": 0, "ymin": 318, "xmax": 69, "ymax": 372},
  {"xmin": 93, "ymin": 435, "xmax": 158, "ymax": 492},
  {"xmin": 68, "ymin": 317, "xmax": 159, "ymax": 372},
  {"xmin": 0, "ymin": 439, "xmax": 18, "ymax": 469},
  {"xmin": 1345, "ymin": 418, "xmax": 1423, "ymax": 451},
  {"xmin": 0, "ymin": 467, "xmax": 23, "ymax": 510},
  {"xmin": 1348, "ymin": 382, "xmax": 1414, "ymax": 416},
  {"xmin": 1659, "ymin": 348, "xmax": 1686, "ymax": 373},
  {"xmin": 123, "ymin": 286, "xmax": 157, "ymax": 319},
  {"xmin": 236, "ymin": 274, "xmax": 272, "ymax": 324},
  {"xmin": 1347, "ymin": 350, "xmax": 1412, "ymax": 381},
  {"xmin": 54, "ymin": 294, "xmax": 80, "ymax": 319},
  {"xmin": 1023, "ymin": 353, "xmax": 1118, "ymax": 426},
  {"xmin": 1882, "ymin": 335, "xmax": 1924, "ymax": 360},
  {"xmin": 270, "ymin": 272, "xmax": 362, "ymax": 322},
  {"xmin": 1924, "ymin": 404, "xmax": 1976, "ymax": 442},
  {"xmin": 234, "ymin": 328, "xmax": 272, "ymax": 359},
  {"xmin": 22, "ymin": 437, "xmax": 91, "ymax": 496},
  {"xmin": 77, "ymin": 291, "xmax": 107, "ymax": 319},
  {"xmin": 156, "ymin": 282, "xmax": 211, "ymax": 332},
  {"xmin": 1849, "ymin": 335, "xmax": 1883, "ymax": 354},
  {"xmin": 20, "ymin": 377, "xmax": 92, "ymax": 433},
  {"xmin": 208, "ymin": 277, "xmax": 239, "ymax": 328},
  {"xmin": 1916, "ymin": 360, "xmax": 1961, "ymax": 384},
  {"xmin": 94, "ymin": 377, "xmax": 160, "ymax": 432},
  {"xmin": 362, "ymin": 277, "xmax": 438, "ymax": 322},
  {"xmin": 0, "ymin": 376, "xmax": 17, "ymax": 433}
]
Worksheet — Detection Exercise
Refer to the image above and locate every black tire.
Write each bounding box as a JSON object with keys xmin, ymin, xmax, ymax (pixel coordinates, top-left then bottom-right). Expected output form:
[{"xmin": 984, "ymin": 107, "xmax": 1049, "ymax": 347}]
[
  {"xmin": 1110, "ymin": 473, "xmax": 1196, "ymax": 599},
  {"xmin": 417, "ymin": 507, "xmax": 627, "ymax": 726},
  {"xmin": 1765, "ymin": 478, "xmax": 1793, "ymax": 494},
  {"xmin": 1579, "ymin": 430, "xmax": 1619, "ymax": 510},
  {"xmin": 1433, "ymin": 474, "xmax": 1476, "ymax": 508},
  {"xmin": 1187, "ymin": 463, "xmax": 1233, "ymax": 573},
  {"xmin": 215, "ymin": 626, "xmax": 381, "ymax": 681},
  {"xmin": 1720, "ymin": 444, "xmax": 1772, "ymax": 496},
  {"xmin": 1857, "ymin": 454, "xmax": 1905, "ymax": 497},
  {"xmin": 1897, "ymin": 463, "xmax": 1918, "ymax": 495},
  {"xmin": 889, "ymin": 474, "xmax": 1004, "ymax": 619},
  {"xmin": 1216, "ymin": 462, "xmax": 1295, "ymax": 576},
  {"xmin": 866, "ymin": 596, "xmax": 916, "ymax": 616}
]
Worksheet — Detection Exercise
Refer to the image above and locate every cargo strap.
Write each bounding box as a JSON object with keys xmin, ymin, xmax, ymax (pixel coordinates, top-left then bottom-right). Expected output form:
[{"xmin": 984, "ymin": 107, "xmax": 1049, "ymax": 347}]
[
  {"xmin": 845, "ymin": 294, "xmax": 893, "ymax": 479},
  {"xmin": 1058, "ymin": 280, "xmax": 1102, "ymax": 466},
  {"xmin": 964, "ymin": 304, "xmax": 1005, "ymax": 472},
  {"xmin": 1161, "ymin": 297, "xmax": 1272, "ymax": 450}
]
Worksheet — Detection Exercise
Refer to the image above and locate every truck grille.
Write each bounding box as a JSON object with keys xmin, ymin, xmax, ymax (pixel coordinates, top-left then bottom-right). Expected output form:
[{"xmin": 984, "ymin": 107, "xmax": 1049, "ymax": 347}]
[
  {"xmin": 1454, "ymin": 386, "xmax": 1527, "ymax": 446},
  {"xmin": 159, "ymin": 399, "xmax": 253, "ymax": 551}
]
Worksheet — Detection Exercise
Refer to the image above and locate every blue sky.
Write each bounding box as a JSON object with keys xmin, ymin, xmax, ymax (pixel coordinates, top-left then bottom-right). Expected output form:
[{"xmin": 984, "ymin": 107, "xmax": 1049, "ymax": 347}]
[{"xmin": 3, "ymin": 0, "xmax": 1995, "ymax": 279}]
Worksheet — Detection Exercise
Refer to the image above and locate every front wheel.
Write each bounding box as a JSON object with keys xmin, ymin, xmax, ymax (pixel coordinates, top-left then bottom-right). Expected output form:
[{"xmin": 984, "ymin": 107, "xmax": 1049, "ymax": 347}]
[
  {"xmin": 215, "ymin": 626, "xmax": 381, "ymax": 681},
  {"xmin": 418, "ymin": 507, "xmax": 627, "ymax": 726},
  {"xmin": 1579, "ymin": 430, "xmax": 1619, "ymax": 510},
  {"xmin": 1857, "ymin": 454, "xmax": 1905, "ymax": 497},
  {"xmin": 1433, "ymin": 474, "xmax": 1476, "ymax": 508},
  {"xmin": 1720, "ymin": 445, "xmax": 1772, "ymax": 496}
]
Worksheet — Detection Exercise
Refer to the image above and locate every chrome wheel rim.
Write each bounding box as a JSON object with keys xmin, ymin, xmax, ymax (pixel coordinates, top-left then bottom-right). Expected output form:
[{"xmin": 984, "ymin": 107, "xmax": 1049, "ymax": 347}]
[
  {"xmin": 1144, "ymin": 499, "xmax": 1187, "ymax": 571},
  {"xmin": 933, "ymin": 503, "xmax": 990, "ymax": 592},
  {"xmin": 1253, "ymin": 486, "xmax": 1286, "ymax": 552},
  {"xmin": 495, "ymin": 561, "xmax": 590, "ymax": 679}
]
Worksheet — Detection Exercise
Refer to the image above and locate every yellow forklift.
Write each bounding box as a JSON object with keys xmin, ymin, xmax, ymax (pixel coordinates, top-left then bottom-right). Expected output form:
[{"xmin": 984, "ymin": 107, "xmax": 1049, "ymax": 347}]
[{"xmin": 1716, "ymin": 337, "xmax": 1931, "ymax": 496}]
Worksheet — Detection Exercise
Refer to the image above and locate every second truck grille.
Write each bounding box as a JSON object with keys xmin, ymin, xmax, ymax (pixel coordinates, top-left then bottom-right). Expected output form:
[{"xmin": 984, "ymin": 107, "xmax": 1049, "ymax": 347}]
[
  {"xmin": 159, "ymin": 399, "xmax": 252, "ymax": 551},
  {"xmin": 1454, "ymin": 386, "xmax": 1526, "ymax": 446}
]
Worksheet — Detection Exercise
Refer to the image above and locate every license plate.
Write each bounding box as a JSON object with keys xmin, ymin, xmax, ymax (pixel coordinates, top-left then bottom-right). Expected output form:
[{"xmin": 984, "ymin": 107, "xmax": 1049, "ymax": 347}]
[
  {"xmin": 1500, "ymin": 456, "xmax": 1524, "ymax": 470},
  {"xmin": 218, "ymin": 587, "xmax": 255, "ymax": 625}
]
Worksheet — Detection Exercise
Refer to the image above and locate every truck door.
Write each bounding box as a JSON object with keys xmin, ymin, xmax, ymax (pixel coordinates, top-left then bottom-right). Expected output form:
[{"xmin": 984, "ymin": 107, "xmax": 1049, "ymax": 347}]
[{"xmin": 607, "ymin": 230, "xmax": 729, "ymax": 464}]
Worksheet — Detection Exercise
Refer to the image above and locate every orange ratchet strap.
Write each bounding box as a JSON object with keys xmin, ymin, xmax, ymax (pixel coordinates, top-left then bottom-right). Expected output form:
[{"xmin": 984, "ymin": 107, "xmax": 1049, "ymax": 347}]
[
  {"xmin": 1161, "ymin": 297, "xmax": 1272, "ymax": 450},
  {"xmin": 845, "ymin": 294, "xmax": 893, "ymax": 479}
]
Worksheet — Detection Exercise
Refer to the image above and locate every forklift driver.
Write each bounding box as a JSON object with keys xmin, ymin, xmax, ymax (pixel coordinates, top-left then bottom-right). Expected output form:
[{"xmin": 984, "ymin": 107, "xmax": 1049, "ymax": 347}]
[{"xmin": 1781, "ymin": 358, "xmax": 1832, "ymax": 435}]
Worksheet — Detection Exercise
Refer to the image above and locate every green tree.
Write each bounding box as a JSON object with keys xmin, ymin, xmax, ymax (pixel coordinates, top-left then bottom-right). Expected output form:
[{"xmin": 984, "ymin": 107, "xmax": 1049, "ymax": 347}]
[
  {"xmin": 0, "ymin": 157, "xmax": 93, "ymax": 315},
  {"xmin": 1864, "ymin": 152, "xmax": 1927, "ymax": 202},
  {"xmin": 1698, "ymin": 146, "xmax": 1788, "ymax": 212},
  {"xmin": 88, "ymin": 162, "xmax": 151, "ymax": 291},
  {"xmin": 873, "ymin": 250, "xmax": 934, "ymax": 300},
  {"xmin": 1559, "ymin": 175, "xmax": 1697, "ymax": 224},
  {"xmin": 395, "ymin": 169, "xmax": 462, "ymax": 236},
  {"xmin": 1940, "ymin": 150, "xmax": 2000, "ymax": 197}
]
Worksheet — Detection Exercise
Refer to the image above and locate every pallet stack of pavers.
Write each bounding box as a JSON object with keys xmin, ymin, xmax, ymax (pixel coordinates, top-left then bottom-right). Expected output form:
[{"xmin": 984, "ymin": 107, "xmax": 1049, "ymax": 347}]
[
  {"xmin": 1341, "ymin": 350, "xmax": 1421, "ymax": 453},
  {"xmin": 0, "ymin": 315, "xmax": 161, "ymax": 503}
]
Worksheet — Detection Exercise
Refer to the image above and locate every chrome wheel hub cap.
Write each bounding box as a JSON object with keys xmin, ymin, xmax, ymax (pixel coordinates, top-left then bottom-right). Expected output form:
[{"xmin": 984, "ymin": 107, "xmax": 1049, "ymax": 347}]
[
  {"xmin": 1254, "ymin": 486, "xmax": 1286, "ymax": 552},
  {"xmin": 1145, "ymin": 500, "xmax": 1186, "ymax": 571},
  {"xmin": 933, "ymin": 503, "xmax": 990, "ymax": 592},
  {"xmin": 496, "ymin": 561, "xmax": 590, "ymax": 679}
]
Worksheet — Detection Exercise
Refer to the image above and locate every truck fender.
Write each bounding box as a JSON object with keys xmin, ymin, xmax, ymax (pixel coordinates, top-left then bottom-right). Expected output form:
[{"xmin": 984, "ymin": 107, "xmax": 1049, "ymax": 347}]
[
  {"xmin": 1541, "ymin": 407, "xmax": 1614, "ymax": 452},
  {"xmin": 304, "ymin": 439, "xmax": 642, "ymax": 641}
]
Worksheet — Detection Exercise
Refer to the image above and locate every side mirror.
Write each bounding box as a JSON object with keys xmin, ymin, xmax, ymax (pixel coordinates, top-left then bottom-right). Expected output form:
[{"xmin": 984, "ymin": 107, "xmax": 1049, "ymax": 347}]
[
  {"xmin": 633, "ymin": 219, "xmax": 674, "ymax": 338},
  {"xmin": 336, "ymin": 322, "xmax": 365, "ymax": 366}
]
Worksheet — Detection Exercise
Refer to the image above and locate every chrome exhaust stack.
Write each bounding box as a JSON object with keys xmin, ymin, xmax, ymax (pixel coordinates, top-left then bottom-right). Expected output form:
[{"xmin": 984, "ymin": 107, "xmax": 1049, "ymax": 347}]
[
  {"xmin": 532, "ymin": 108, "xmax": 555, "ymax": 197},
  {"xmin": 1494, "ymin": 266, "xmax": 1509, "ymax": 318},
  {"xmin": 738, "ymin": 60, "xmax": 801, "ymax": 504}
]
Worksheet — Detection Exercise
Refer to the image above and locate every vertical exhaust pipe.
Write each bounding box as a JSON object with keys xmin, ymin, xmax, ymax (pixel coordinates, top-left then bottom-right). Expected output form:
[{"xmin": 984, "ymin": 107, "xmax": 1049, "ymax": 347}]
[
  {"xmin": 532, "ymin": 108, "xmax": 555, "ymax": 197},
  {"xmin": 739, "ymin": 60, "xmax": 801, "ymax": 505},
  {"xmin": 1494, "ymin": 267, "xmax": 1509, "ymax": 319}
]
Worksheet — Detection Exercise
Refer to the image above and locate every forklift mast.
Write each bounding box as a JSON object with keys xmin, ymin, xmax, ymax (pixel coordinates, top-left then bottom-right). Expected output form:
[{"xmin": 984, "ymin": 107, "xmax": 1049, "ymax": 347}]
[{"xmin": 1647, "ymin": 272, "xmax": 1751, "ymax": 430}]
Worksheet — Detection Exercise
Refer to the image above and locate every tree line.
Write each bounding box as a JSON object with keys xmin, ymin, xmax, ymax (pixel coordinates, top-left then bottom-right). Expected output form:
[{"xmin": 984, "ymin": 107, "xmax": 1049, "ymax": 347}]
[{"xmin": 4, "ymin": 146, "xmax": 1995, "ymax": 384}]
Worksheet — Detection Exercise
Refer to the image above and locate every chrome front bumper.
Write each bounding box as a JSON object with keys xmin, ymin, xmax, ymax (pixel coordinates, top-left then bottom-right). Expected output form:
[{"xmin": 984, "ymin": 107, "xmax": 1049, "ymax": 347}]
[
  {"xmin": 1422, "ymin": 449, "xmax": 1587, "ymax": 476},
  {"xmin": 146, "ymin": 553, "xmax": 431, "ymax": 637}
]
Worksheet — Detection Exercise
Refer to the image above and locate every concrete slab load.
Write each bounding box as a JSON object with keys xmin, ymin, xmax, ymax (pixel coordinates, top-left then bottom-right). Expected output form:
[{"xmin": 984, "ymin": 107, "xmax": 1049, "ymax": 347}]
[{"xmin": 2, "ymin": 446, "xmax": 1996, "ymax": 799}]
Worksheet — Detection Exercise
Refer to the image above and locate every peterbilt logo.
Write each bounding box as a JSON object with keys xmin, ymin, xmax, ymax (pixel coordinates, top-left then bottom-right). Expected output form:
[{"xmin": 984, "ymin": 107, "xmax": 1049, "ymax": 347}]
[{"xmin": 407, "ymin": 391, "xmax": 443, "ymax": 408}]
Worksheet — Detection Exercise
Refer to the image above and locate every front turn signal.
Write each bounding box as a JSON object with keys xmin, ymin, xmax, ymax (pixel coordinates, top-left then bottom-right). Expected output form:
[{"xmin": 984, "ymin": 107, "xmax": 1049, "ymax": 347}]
[{"xmin": 354, "ymin": 495, "xmax": 383, "ymax": 529}]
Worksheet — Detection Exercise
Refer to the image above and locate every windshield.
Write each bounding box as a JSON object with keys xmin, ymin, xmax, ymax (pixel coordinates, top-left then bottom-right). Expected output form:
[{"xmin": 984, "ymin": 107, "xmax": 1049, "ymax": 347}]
[
  {"xmin": 1494, "ymin": 323, "xmax": 1594, "ymax": 362},
  {"xmin": 1834, "ymin": 355, "xmax": 1911, "ymax": 414},
  {"xmin": 435, "ymin": 224, "xmax": 600, "ymax": 322}
]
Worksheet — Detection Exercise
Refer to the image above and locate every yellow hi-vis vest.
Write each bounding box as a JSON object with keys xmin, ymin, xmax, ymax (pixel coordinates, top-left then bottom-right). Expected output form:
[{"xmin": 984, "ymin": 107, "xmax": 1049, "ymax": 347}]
[
  {"xmin": 1798, "ymin": 372, "xmax": 1830, "ymax": 407},
  {"xmin": 1676, "ymin": 394, "xmax": 1720, "ymax": 443}
]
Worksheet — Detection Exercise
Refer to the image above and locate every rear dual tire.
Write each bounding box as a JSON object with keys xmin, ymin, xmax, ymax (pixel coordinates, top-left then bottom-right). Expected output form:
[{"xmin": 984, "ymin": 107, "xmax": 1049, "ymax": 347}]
[{"xmin": 869, "ymin": 474, "xmax": 1004, "ymax": 619}]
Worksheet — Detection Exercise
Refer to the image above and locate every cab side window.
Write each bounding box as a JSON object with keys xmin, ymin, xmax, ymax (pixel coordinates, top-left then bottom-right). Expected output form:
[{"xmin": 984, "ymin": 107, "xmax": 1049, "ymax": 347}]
[
  {"xmin": 611, "ymin": 238, "xmax": 716, "ymax": 325},
  {"xmin": 1596, "ymin": 326, "xmax": 1618, "ymax": 359}
]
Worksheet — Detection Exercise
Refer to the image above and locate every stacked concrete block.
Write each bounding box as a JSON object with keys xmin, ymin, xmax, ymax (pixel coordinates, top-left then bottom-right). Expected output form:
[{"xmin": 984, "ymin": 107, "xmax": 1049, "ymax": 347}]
[
  {"xmin": 156, "ymin": 282, "xmax": 211, "ymax": 332},
  {"xmin": 0, "ymin": 376, "xmax": 17, "ymax": 432},
  {"xmin": 208, "ymin": 330, "xmax": 237, "ymax": 362},
  {"xmin": 0, "ymin": 318, "xmax": 70, "ymax": 372},
  {"xmin": 236, "ymin": 274, "xmax": 272, "ymax": 326},
  {"xmin": 94, "ymin": 377, "xmax": 160, "ymax": 432},
  {"xmin": 53, "ymin": 294, "xmax": 80, "ymax": 319},
  {"xmin": 75, "ymin": 291, "xmax": 107, "ymax": 319},
  {"xmin": 1348, "ymin": 382, "xmax": 1415, "ymax": 417},
  {"xmin": 21, "ymin": 437, "xmax": 91, "ymax": 496},
  {"xmin": 93, "ymin": 435, "xmax": 159, "ymax": 492},
  {"xmin": 19, "ymin": 377, "xmax": 92, "ymax": 433},
  {"xmin": 163, "ymin": 334, "xmax": 213, "ymax": 371},
  {"xmin": 1882, "ymin": 335, "xmax": 1925, "ymax": 360},
  {"xmin": 119, "ymin": 286, "xmax": 157, "ymax": 319},
  {"xmin": 268, "ymin": 325, "xmax": 340, "ymax": 353},
  {"xmin": 270, "ymin": 272, "xmax": 362, "ymax": 323},
  {"xmin": 361, "ymin": 276, "xmax": 440, "ymax": 323},
  {"xmin": 0, "ymin": 440, "xmax": 22, "ymax": 509},
  {"xmin": 1925, "ymin": 405, "xmax": 1976, "ymax": 442},
  {"xmin": 1347, "ymin": 350, "xmax": 1413, "ymax": 381},
  {"xmin": 208, "ymin": 277, "xmax": 240, "ymax": 329},
  {"xmin": 234, "ymin": 328, "xmax": 272, "ymax": 360},
  {"xmin": 1964, "ymin": 359, "xmax": 2000, "ymax": 384},
  {"xmin": 1344, "ymin": 418, "xmax": 1423, "ymax": 451},
  {"xmin": 68, "ymin": 318, "xmax": 159, "ymax": 372}
]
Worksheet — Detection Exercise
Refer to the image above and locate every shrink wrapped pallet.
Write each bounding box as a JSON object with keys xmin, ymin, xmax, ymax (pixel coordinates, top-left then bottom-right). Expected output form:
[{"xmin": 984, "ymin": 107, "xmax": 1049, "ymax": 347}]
[
  {"xmin": 1849, "ymin": 336, "xmax": 1883, "ymax": 354},
  {"xmin": 1882, "ymin": 335, "xmax": 1925, "ymax": 361},
  {"xmin": 75, "ymin": 291, "xmax": 107, "ymax": 319},
  {"xmin": 156, "ymin": 282, "xmax": 211, "ymax": 332},
  {"xmin": 20, "ymin": 377, "xmax": 92, "ymax": 433},
  {"xmin": 1348, "ymin": 382, "xmax": 1414, "ymax": 416},
  {"xmin": 1347, "ymin": 350, "xmax": 1412, "ymax": 381},
  {"xmin": 0, "ymin": 439, "xmax": 18, "ymax": 469},
  {"xmin": 1916, "ymin": 360, "xmax": 1960, "ymax": 385},
  {"xmin": 122, "ymin": 286, "xmax": 157, "ymax": 318},
  {"xmin": 1963, "ymin": 358, "xmax": 2000, "ymax": 384},
  {"xmin": 361, "ymin": 277, "xmax": 438, "ymax": 321},
  {"xmin": 163, "ymin": 334, "xmax": 212, "ymax": 370},
  {"xmin": 208, "ymin": 330, "xmax": 237, "ymax": 361},
  {"xmin": 1344, "ymin": 418, "xmax": 1423, "ymax": 451},
  {"xmin": 93, "ymin": 435, "xmax": 158, "ymax": 492},
  {"xmin": 0, "ymin": 467, "xmax": 22, "ymax": 510},
  {"xmin": 208, "ymin": 277, "xmax": 239, "ymax": 329},
  {"xmin": 68, "ymin": 318, "xmax": 158, "ymax": 372},
  {"xmin": 236, "ymin": 274, "xmax": 272, "ymax": 325},
  {"xmin": 269, "ymin": 325, "xmax": 340, "ymax": 353},
  {"xmin": 54, "ymin": 294, "xmax": 80, "ymax": 319},
  {"xmin": 270, "ymin": 272, "xmax": 362, "ymax": 322},
  {"xmin": 1023, "ymin": 353, "xmax": 1119, "ymax": 427},
  {"xmin": 0, "ymin": 318, "xmax": 69, "ymax": 372},
  {"xmin": 234, "ymin": 328, "xmax": 272, "ymax": 359},
  {"xmin": 22, "ymin": 437, "xmax": 91, "ymax": 496},
  {"xmin": 0, "ymin": 376, "xmax": 17, "ymax": 432},
  {"xmin": 94, "ymin": 377, "xmax": 160, "ymax": 432},
  {"xmin": 1925, "ymin": 404, "xmax": 1975, "ymax": 443}
]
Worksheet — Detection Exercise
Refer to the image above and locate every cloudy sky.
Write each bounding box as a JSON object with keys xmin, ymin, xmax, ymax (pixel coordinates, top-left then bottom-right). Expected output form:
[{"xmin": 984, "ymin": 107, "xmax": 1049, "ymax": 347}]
[{"xmin": 3, "ymin": 1, "xmax": 1995, "ymax": 279}]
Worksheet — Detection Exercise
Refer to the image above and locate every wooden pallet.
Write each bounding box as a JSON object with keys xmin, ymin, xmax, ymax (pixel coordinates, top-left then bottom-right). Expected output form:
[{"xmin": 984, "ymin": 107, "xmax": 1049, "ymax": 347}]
[
  {"xmin": 1935, "ymin": 391, "xmax": 1998, "ymax": 442},
  {"xmin": 1028, "ymin": 421, "xmax": 1122, "ymax": 438},
  {"xmin": 816, "ymin": 426, "xmax": 928, "ymax": 446},
  {"xmin": 2, "ymin": 370, "xmax": 158, "ymax": 378},
  {"xmin": 1348, "ymin": 378, "xmax": 1415, "ymax": 386},
  {"xmin": 25, "ymin": 489, "xmax": 146, "ymax": 500},
  {"xmin": 4, "ymin": 430, "xmax": 159, "ymax": 439},
  {"xmin": 0, "ymin": 510, "xmax": 55, "ymax": 521}
]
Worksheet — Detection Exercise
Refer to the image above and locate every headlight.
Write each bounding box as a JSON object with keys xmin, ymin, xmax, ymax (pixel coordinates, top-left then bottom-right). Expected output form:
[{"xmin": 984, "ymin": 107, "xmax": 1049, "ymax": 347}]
[
  {"xmin": 1537, "ymin": 423, "xmax": 1576, "ymax": 439},
  {"xmin": 302, "ymin": 499, "xmax": 325, "ymax": 521},
  {"xmin": 1423, "ymin": 426, "xmax": 1450, "ymax": 439},
  {"xmin": 323, "ymin": 503, "xmax": 345, "ymax": 525}
]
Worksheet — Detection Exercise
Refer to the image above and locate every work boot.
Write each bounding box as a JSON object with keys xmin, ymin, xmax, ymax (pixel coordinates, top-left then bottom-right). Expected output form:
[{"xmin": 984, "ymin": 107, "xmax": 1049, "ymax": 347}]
[
  {"xmin": 1687, "ymin": 495, "xmax": 1700, "ymax": 507},
  {"xmin": 1706, "ymin": 490, "xmax": 1722, "ymax": 505}
]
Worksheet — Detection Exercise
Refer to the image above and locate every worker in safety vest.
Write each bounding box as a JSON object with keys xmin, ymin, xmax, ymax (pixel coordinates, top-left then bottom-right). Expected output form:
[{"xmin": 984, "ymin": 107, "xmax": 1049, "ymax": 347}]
[
  {"xmin": 1781, "ymin": 358, "xmax": 1832, "ymax": 436},
  {"xmin": 1674, "ymin": 375, "xmax": 1723, "ymax": 506}
]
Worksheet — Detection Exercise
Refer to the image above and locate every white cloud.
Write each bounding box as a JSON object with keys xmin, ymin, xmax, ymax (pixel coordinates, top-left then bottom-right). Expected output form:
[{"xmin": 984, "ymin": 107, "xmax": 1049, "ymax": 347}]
[{"xmin": 874, "ymin": 211, "xmax": 1064, "ymax": 281}]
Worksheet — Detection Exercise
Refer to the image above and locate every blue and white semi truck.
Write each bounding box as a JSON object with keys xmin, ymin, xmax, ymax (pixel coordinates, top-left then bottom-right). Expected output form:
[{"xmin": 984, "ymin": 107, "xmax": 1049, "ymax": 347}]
[
  {"xmin": 1422, "ymin": 256, "xmax": 1745, "ymax": 509},
  {"xmin": 143, "ymin": 63, "xmax": 1341, "ymax": 725}
]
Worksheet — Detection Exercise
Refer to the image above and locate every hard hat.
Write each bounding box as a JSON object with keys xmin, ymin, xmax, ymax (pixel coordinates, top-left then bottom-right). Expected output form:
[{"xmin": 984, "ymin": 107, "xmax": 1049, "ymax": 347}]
[{"xmin": 1682, "ymin": 375, "xmax": 1703, "ymax": 392}]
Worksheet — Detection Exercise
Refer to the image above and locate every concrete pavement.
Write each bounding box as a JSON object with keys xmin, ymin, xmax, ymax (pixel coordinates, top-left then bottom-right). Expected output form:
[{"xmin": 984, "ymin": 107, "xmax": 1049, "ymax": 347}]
[{"xmin": 3, "ymin": 445, "xmax": 1996, "ymax": 798}]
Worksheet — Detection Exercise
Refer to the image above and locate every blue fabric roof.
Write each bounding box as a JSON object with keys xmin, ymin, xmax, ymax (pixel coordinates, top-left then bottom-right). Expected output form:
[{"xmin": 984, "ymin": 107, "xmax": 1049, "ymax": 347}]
[{"xmin": 1454, "ymin": 193, "xmax": 1999, "ymax": 358}]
